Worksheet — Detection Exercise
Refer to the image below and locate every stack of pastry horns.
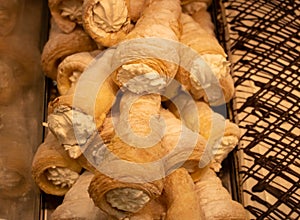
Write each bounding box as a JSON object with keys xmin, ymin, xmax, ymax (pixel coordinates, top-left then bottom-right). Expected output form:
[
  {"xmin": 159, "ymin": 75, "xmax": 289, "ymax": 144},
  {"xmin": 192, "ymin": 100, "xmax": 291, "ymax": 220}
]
[{"xmin": 33, "ymin": 0, "xmax": 248, "ymax": 219}]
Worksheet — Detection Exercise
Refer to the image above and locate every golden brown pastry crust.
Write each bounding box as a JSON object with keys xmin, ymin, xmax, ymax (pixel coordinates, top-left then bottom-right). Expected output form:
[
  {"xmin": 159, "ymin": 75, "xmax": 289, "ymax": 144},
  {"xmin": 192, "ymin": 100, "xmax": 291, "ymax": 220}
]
[
  {"xmin": 163, "ymin": 168, "xmax": 204, "ymax": 220},
  {"xmin": 88, "ymin": 172, "xmax": 164, "ymax": 219},
  {"xmin": 82, "ymin": 0, "xmax": 134, "ymax": 47},
  {"xmin": 87, "ymin": 92, "xmax": 165, "ymax": 219},
  {"xmin": 177, "ymin": 13, "xmax": 234, "ymax": 104},
  {"xmin": 56, "ymin": 50, "xmax": 101, "ymax": 95},
  {"xmin": 129, "ymin": 197, "xmax": 167, "ymax": 220},
  {"xmin": 168, "ymin": 92, "xmax": 241, "ymax": 173},
  {"xmin": 51, "ymin": 171, "xmax": 111, "ymax": 220},
  {"xmin": 31, "ymin": 132, "xmax": 82, "ymax": 196},
  {"xmin": 41, "ymin": 26, "xmax": 97, "ymax": 80},
  {"xmin": 104, "ymin": 92, "xmax": 165, "ymax": 163},
  {"xmin": 160, "ymin": 108, "xmax": 209, "ymax": 175},
  {"xmin": 195, "ymin": 168, "xmax": 248, "ymax": 219},
  {"xmin": 111, "ymin": 0, "xmax": 182, "ymax": 91},
  {"xmin": 127, "ymin": 0, "xmax": 152, "ymax": 22},
  {"xmin": 49, "ymin": 74, "xmax": 118, "ymax": 129}
]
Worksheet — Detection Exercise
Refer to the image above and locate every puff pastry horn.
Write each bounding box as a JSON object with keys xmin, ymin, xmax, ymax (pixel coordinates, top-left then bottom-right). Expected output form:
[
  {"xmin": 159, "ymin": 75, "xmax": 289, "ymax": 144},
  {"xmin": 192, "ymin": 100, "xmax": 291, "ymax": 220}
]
[
  {"xmin": 41, "ymin": 22, "xmax": 97, "ymax": 80},
  {"xmin": 195, "ymin": 167, "xmax": 247, "ymax": 219},
  {"xmin": 87, "ymin": 92, "xmax": 165, "ymax": 219},
  {"xmin": 177, "ymin": 13, "xmax": 234, "ymax": 105},
  {"xmin": 51, "ymin": 171, "xmax": 111, "ymax": 220},
  {"xmin": 88, "ymin": 172, "xmax": 164, "ymax": 219},
  {"xmin": 111, "ymin": 0, "xmax": 181, "ymax": 94},
  {"xmin": 168, "ymin": 91, "xmax": 241, "ymax": 172},
  {"xmin": 31, "ymin": 132, "xmax": 82, "ymax": 196},
  {"xmin": 47, "ymin": 49, "xmax": 119, "ymax": 159},
  {"xmin": 56, "ymin": 50, "xmax": 101, "ymax": 95},
  {"xmin": 47, "ymin": 73, "xmax": 118, "ymax": 159}
]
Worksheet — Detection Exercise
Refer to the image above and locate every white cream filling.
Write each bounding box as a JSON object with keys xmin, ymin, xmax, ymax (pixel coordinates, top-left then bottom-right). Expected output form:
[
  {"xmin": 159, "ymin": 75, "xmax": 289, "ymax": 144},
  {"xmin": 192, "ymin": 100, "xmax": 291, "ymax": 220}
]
[
  {"xmin": 47, "ymin": 105, "xmax": 95, "ymax": 159},
  {"xmin": 68, "ymin": 70, "xmax": 81, "ymax": 88},
  {"xmin": 46, "ymin": 167, "xmax": 79, "ymax": 188},
  {"xmin": 211, "ymin": 136, "xmax": 239, "ymax": 172},
  {"xmin": 201, "ymin": 54, "xmax": 230, "ymax": 79},
  {"xmin": 190, "ymin": 54, "xmax": 230, "ymax": 90},
  {"xmin": 117, "ymin": 63, "xmax": 166, "ymax": 94},
  {"xmin": 106, "ymin": 188, "xmax": 150, "ymax": 213},
  {"xmin": 189, "ymin": 54, "xmax": 230, "ymax": 103},
  {"xmin": 59, "ymin": 0, "xmax": 83, "ymax": 24},
  {"xmin": 92, "ymin": 0, "xmax": 128, "ymax": 32}
]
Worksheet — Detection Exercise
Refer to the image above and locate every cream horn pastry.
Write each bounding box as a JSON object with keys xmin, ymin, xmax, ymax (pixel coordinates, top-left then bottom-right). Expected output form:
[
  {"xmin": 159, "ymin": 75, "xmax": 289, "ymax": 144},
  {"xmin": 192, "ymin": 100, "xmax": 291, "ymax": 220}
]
[
  {"xmin": 82, "ymin": 0, "xmax": 134, "ymax": 47},
  {"xmin": 168, "ymin": 91, "xmax": 241, "ymax": 172},
  {"xmin": 47, "ymin": 91, "xmax": 97, "ymax": 159},
  {"xmin": 56, "ymin": 50, "xmax": 101, "ymax": 95},
  {"xmin": 51, "ymin": 171, "xmax": 111, "ymax": 220},
  {"xmin": 47, "ymin": 49, "xmax": 119, "ymax": 159},
  {"xmin": 31, "ymin": 132, "xmax": 82, "ymax": 196},
  {"xmin": 177, "ymin": 13, "xmax": 234, "ymax": 105},
  {"xmin": 111, "ymin": 0, "xmax": 181, "ymax": 94},
  {"xmin": 88, "ymin": 92, "xmax": 165, "ymax": 219},
  {"xmin": 88, "ymin": 171, "xmax": 164, "ymax": 220},
  {"xmin": 210, "ymin": 120, "xmax": 241, "ymax": 172},
  {"xmin": 163, "ymin": 168, "xmax": 204, "ymax": 220},
  {"xmin": 195, "ymin": 167, "xmax": 247, "ymax": 219},
  {"xmin": 160, "ymin": 108, "xmax": 211, "ymax": 175},
  {"xmin": 47, "ymin": 72, "xmax": 118, "ymax": 159},
  {"xmin": 100, "ymin": 92, "xmax": 166, "ymax": 168},
  {"xmin": 49, "ymin": 0, "xmax": 84, "ymax": 34},
  {"xmin": 41, "ymin": 24, "xmax": 97, "ymax": 80},
  {"xmin": 0, "ymin": 138, "xmax": 32, "ymax": 198}
]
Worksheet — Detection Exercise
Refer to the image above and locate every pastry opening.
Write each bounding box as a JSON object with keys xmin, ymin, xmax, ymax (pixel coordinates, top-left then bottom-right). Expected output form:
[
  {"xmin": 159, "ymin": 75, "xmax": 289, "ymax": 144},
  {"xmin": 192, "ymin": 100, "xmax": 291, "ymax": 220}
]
[
  {"xmin": 92, "ymin": 0, "xmax": 129, "ymax": 32},
  {"xmin": 46, "ymin": 166, "xmax": 79, "ymax": 188},
  {"xmin": 105, "ymin": 187, "xmax": 150, "ymax": 213}
]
